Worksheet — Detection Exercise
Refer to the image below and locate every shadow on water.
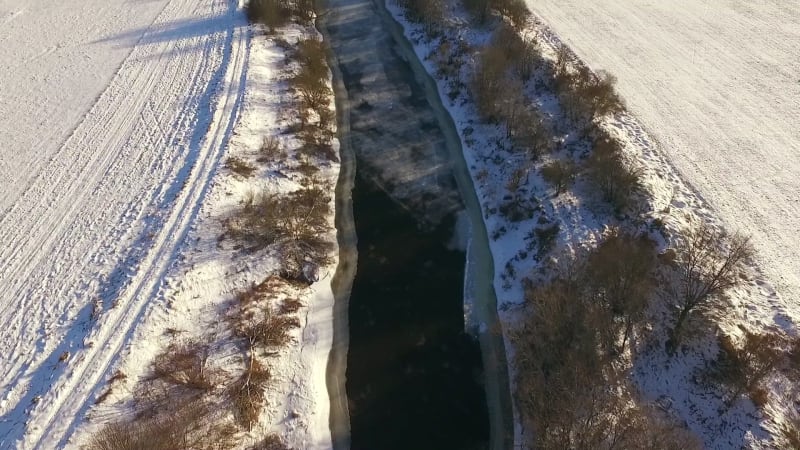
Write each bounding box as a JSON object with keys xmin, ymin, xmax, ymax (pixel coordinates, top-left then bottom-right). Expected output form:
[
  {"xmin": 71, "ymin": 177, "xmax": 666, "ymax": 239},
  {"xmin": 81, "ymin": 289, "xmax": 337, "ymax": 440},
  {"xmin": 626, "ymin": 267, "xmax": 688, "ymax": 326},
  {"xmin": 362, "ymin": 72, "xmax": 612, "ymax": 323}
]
[{"xmin": 346, "ymin": 173, "xmax": 489, "ymax": 450}]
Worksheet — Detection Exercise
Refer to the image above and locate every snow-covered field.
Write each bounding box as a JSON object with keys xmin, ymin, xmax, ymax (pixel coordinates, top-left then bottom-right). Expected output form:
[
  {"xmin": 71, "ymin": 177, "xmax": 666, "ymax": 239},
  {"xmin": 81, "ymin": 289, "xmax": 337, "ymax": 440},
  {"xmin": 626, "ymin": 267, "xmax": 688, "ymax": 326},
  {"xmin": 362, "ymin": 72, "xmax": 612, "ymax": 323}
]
[
  {"xmin": 0, "ymin": 0, "xmax": 255, "ymax": 447},
  {"xmin": 523, "ymin": 0, "xmax": 800, "ymax": 308}
]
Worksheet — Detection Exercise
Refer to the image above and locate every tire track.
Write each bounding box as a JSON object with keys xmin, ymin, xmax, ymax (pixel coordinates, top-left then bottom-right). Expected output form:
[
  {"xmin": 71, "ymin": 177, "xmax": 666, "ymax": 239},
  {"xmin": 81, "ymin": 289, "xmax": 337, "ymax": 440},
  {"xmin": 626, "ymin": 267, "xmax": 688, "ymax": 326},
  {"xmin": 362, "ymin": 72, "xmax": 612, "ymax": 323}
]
[{"xmin": 0, "ymin": 0, "xmax": 248, "ymax": 447}]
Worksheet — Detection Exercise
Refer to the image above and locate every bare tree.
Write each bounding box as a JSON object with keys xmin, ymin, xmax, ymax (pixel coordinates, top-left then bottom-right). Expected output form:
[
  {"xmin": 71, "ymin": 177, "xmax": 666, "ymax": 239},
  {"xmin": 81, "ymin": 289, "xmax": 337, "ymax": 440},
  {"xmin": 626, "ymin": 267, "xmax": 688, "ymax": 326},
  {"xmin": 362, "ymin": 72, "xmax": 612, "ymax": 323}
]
[
  {"xmin": 291, "ymin": 70, "xmax": 332, "ymax": 112},
  {"xmin": 492, "ymin": 24, "xmax": 539, "ymax": 81},
  {"xmin": 462, "ymin": 0, "xmax": 491, "ymax": 23},
  {"xmin": 587, "ymin": 231, "xmax": 657, "ymax": 354},
  {"xmin": 540, "ymin": 160, "xmax": 577, "ymax": 195},
  {"xmin": 586, "ymin": 137, "xmax": 641, "ymax": 211},
  {"xmin": 666, "ymin": 223, "xmax": 753, "ymax": 353},
  {"xmin": 472, "ymin": 43, "xmax": 510, "ymax": 122}
]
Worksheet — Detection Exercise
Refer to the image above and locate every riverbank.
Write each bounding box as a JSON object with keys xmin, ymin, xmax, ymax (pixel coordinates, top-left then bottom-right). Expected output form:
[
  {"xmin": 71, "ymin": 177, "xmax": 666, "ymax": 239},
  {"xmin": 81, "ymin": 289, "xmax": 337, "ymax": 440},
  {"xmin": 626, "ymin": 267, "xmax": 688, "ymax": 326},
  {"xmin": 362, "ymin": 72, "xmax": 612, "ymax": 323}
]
[
  {"xmin": 67, "ymin": 10, "xmax": 341, "ymax": 448},
  {"xmin": 387, "ymin": 1, "xmax": 800, "ymax": 447}
]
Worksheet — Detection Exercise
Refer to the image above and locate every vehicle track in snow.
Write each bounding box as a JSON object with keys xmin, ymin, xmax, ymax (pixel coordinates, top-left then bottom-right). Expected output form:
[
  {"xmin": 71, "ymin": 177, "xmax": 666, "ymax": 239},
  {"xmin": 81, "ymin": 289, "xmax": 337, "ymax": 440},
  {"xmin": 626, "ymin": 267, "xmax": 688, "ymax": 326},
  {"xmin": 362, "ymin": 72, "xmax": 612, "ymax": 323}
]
[{"xmin": 0, "ymin": 0, "xmax": 249, "ymax": 447}]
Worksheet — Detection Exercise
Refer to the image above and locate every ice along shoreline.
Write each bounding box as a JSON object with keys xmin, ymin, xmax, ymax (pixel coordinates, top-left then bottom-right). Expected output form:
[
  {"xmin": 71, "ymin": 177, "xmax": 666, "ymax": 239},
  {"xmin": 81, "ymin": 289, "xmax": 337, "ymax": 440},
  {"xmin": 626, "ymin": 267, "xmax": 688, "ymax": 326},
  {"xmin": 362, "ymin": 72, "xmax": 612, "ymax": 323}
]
[{"xmin": 318, "ymin": 0, "xmax": 514, "ymax": 447}]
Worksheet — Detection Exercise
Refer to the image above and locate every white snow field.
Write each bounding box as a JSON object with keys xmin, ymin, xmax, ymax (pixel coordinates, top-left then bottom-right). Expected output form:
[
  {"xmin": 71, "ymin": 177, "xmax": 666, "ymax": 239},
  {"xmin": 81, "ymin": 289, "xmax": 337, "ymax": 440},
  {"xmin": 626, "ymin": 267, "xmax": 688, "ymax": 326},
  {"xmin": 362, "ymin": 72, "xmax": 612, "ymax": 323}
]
[
  {"xmin": 0, "ymin": 0, "xmax": 249, "ymax": 447},
  {"xmin": 524, "ymin": 0, "xmax": 800, "ymax": 307}
]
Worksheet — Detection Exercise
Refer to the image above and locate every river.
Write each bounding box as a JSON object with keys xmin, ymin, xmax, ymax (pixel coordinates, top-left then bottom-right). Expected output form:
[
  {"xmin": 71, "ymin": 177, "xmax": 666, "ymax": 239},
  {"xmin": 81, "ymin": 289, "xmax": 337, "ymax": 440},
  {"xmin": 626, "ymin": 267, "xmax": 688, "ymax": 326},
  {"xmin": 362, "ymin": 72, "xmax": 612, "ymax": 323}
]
[{"xmin": 319, "ymin": 1, "xmax": 513, "ymax": 448}]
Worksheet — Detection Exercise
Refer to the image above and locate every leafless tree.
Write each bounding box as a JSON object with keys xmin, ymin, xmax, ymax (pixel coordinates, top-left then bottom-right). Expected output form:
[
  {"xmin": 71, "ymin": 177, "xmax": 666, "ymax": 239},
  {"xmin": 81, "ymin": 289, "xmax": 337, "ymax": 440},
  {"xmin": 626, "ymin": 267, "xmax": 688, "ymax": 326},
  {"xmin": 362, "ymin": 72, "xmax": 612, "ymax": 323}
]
[
  {"xmin": 472, "ymin": 44, "xmax": 509, "ymax": 122},
  {"xmin": 587, "ymin": 137, "xmax": 641, "ymax": 211},
  {"xmin": 666, "ymin": 223, "xmax": 753, "ymax": 352},
  {"xmin": 462, "ymin": 0, "xmax": 491, "ymax": 23},
  {"xmin": 540, "ymin": 159, "xmax": 577, "ymax": 195},
  {"xmin": 587, "ymin": 230, "xmax": 657, "ymax": 354}
]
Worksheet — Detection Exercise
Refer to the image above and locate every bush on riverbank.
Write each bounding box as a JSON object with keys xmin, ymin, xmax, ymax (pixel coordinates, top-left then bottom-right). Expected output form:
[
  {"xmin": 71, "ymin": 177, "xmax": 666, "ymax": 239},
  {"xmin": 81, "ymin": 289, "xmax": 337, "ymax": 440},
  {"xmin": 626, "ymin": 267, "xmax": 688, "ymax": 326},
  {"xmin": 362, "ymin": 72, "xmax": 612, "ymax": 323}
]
[
  {"xmin": 396, "ymin": 0, "xmax": 445, "ymax": 34},
  {"xmin": 469, "ymin": 16, "xmax": 640, "ymax": 211},
  {"xmin": 224, "ymin": 186, "xmax": 333, "ymax": 269},
  {"xmin": 246, "ymin": 0, "xmax": 315, "ymax": 30},
  {"xmin": 246, "ymin": 0, "xmax": 291, "ymax": 31},
  {"xmin": 512, "ymin": 232, "xmax": 702, "ymax": 449}
]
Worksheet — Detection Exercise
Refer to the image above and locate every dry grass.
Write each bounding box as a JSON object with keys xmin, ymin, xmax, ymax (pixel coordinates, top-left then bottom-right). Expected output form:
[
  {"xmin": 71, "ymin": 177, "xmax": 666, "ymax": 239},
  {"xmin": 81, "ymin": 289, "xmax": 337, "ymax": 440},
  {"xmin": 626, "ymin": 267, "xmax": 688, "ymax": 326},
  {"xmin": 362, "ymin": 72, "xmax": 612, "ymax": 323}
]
[
  {"xmin": 231, "ymin": 359, "xmax": 271, "ymax": 430},
  {"xmin": 89, "ymin": 399, "xmax": 236, "ymax": 450},
  {"xmin": 151, "ymin": 341, "xmax": 216, "ymax": 391},
  {"xmin": 226, "ymin": 156, "xmax": 257, "ymax": 178},
  {"xmin": 246, "ymin": 0, "xmax": 291, "ymax": 31},
  {"xmin": 238, "ymin": 310, "xmax": 300, "ymax": 349},
  {"xmin": 235, "ymin": 277, "xmax": 275, "ymax": 307},
  {"xmin": 224, "ymin": 187, "xmax": 333, "ymax": 265},
  {"xmin": 257, "ymin": 136, "xmax": 286, "ymax": 163},
  {"xmin": 781, "ymin": 415, "xmax": 800, "ymax": 449},
  {"xmin": 252, "ymin": 434, "xmax": 293, "ymax": 450},
  {"xmin": 280, "ymin": 298, "xmax": 303, "ymax": 315}
]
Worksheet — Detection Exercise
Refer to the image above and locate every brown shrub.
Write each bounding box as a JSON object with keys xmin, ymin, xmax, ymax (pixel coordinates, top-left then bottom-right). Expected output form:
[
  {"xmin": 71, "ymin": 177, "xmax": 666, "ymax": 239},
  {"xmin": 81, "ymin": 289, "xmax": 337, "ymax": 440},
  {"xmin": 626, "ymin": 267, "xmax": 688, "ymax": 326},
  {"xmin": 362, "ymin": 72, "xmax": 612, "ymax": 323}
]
[
  {"xmin": 533, "ymin": 222, "xmax": 559, "ymax": 258},
  {"xmin": 238, "ymin": 310, "xmax": 300, "ymax": 349},
  {"xmin": 287, "ymin": 0, "xmax": 314, "ymax": 22},
  {"xmin": 109, "ymin": 370, "xmax": 127, "ymax": 383},
  {"xmin": 225, "ymin": 187, "xmax": 332, "ymax": 262},
  {"xmin": 586, "ymin": 137, "xmax": 640, "ymax": 212},
  {"xmin": 280, "ymin": 298, "xmax": 304, "ymax": 315},
  {"xmin": 462, "ymin": 0, "xmax": 491, "ymax": 23},
  {"xmin": 257, "ymin": 136, "xmax": 286, "ymax": 163},
  {"xmin": 708, "ymin": 331, "xmax": 783, "ymax": 407},
  {"xmin": 291, "ymin": 70, "xmax": 332, "ymax": 112},
  {"xmin": 293, "ymin": 39, "xmax": 328, "ymax": 82},
  {"xmin": 231, "ymin": 359, "xmax": 271, "ymax": 430},
  {"xmin": 89, "ymin": 399, "xmax": 232, "ymax": 450},
  {"xmin": 586, "ymin": 230, "xmax": 657, "ymax": 354},
  {"xmin": 151, "ymin": 341, "xmax": 216, "ymax": 391},
  {"xmin": 493, "ymin": 0, "xmax": 530, "ymax": 31},
  {"xmin": 492, "ymin": 24, "xmax": 539, "ymax": 81},
  {"xmin": 246, "ymin": 0, "xmax": 291, "ymax": 31},
  {"xmin": 235, "ymin": 277, "xmax": 275, "ymax": 307},
  {"xmin": 472, "ymin": 44, "xmax": 509, "ymax": 123},
  {"xmin": 226, "ymin": 156, "xmax": 257, "ymax": 178},
  {"xmin": 540, "ymin": 160, "xmax": 577, "ymax": 195},
  {"xmin": 252, "ymin": 434, "xmax": 292, "ymax": 450},
  {"xmin": 89, "ymin": 422, "xmax": 179, "ymax": 450},
  {"xmin": 553, "ymin": 57, "xmax": 624, "ymax": 124},
  {"xmin": 513, "ymin": 263, "xmax": 700, "ymax": 449},
  {"xmin": 397, "ymin": 0, "xmax": 445, "ymax": 34}
]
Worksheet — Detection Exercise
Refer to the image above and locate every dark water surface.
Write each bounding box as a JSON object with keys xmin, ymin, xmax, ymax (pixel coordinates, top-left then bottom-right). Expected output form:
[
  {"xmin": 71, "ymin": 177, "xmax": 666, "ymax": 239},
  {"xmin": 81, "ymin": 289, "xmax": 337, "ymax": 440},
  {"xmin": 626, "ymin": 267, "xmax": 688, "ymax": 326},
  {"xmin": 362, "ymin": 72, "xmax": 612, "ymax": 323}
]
[
  {"xmin": 346, "ymin": 173, "xmax": 489, "ymax": 449},
  {"xmin": 318, "ymin": 0, "xmax": 491, "ymax": 448}
]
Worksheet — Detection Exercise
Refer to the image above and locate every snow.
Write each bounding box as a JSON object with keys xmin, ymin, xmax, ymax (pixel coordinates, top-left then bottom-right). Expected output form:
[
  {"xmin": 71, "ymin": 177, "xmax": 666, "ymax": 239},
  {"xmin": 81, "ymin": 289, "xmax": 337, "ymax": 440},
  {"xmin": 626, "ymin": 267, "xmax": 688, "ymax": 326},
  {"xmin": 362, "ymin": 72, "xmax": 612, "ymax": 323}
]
[
  {"xmin": 523, "ymin": 0, "xmax": 800, "ymax": 311},
  {"xmin": 1, "ymin": 0, "xmax": 336, "ymax": 448},
  {"xmin": 388, "ymin": 0, "xmax": 800, "ymax": 448}
]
